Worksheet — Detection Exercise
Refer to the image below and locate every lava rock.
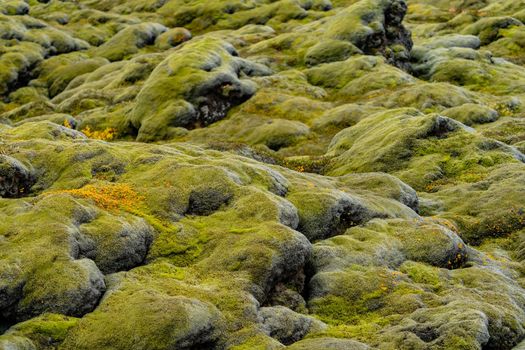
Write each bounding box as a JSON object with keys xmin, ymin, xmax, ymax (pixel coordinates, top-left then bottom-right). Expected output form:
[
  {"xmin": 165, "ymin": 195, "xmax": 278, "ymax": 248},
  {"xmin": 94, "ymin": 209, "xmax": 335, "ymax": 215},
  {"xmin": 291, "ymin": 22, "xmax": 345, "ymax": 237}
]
[
  {"xmin": 260, "ymin": 306, "xmax": 326, "ymax": 345},
  {"xmin": 0, "ymin": 155, "xmax": 34, "ymax": 198}
]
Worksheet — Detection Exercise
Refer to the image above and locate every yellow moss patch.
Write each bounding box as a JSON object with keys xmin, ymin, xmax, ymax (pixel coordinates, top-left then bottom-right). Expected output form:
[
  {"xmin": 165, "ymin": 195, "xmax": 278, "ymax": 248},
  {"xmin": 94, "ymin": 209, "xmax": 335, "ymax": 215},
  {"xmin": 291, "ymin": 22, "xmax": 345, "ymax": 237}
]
[
  {"xmin": 50, "ymin": 183, "xmax": 144, "ymax": 211},
  {"xmin": 81, "ymin": 126, "xmax": 118, "ymax": 141}
]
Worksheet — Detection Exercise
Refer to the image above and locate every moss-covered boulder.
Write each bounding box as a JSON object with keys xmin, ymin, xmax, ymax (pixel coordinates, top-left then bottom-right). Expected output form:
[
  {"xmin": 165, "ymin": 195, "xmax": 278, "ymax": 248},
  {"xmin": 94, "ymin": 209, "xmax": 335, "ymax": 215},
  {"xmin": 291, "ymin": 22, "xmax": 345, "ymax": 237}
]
[
  {"xmin": 128, "ymin": 38, "xmax": 271, "ymax": 141},
  {"xmin": 94, "ymin": 23, "xmax": 167, "ymax": 62},
  {"xmin": 155, "ymin": 27, "xmax": 192, "ymax": 50},
  {"xmin": 441, "ymin": 103, "xmax": 499, "ymax": 126},
  {"xmin": 304, "ymin": 40, "xmax": 362, "ymax": 67},
  {"xmin": 0, "ymin": 313, "xmax": 78, "ymax": 350},
  {"xmin": 61, "ymin": 290, "xmax": 224, "ymax": 350},
  {"xmin": 287, "ymin": 189, "xmax": 385, "ymax": 241},
  {"xmin": 323, "ymin": 0, "xmax": 413, "ymax": 69},
  {"xmin": 259, "ymin": 306, "xmax": 326, "ymax": 345}
]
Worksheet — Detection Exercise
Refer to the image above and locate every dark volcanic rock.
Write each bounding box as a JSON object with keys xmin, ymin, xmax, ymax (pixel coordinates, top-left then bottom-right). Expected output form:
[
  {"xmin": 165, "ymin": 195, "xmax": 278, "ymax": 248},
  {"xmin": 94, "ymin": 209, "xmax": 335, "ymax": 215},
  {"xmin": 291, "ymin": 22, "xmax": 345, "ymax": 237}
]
[{"xmin": 0, "ymin": 155, "xmax": 34, "ymax": 198}]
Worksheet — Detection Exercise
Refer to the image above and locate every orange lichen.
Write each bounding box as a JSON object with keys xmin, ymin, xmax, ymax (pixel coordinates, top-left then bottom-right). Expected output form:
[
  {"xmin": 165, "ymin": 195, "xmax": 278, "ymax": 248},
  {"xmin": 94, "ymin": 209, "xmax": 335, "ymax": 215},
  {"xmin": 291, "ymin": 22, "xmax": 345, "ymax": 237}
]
[
  {"xmin": 81, "ymin": 126, "xmax": 118, "ymax": 141},
  {"xmin": 51, "ymin": 183, "xmax": 144, "ymax": 211}
]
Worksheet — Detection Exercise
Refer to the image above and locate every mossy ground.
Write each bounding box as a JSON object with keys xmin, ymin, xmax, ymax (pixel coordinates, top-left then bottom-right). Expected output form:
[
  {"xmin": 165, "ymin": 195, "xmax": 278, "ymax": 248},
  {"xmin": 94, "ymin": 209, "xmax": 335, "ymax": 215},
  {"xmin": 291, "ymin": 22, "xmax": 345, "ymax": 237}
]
[{"xmin": 2, "ymin": 0, "xmax": 525, "ymax": 349}]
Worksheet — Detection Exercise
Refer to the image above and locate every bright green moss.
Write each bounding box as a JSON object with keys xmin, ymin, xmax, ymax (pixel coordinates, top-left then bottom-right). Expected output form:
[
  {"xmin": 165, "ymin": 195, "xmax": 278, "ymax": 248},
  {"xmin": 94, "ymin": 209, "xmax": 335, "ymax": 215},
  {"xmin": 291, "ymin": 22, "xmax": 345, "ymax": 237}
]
[
  {"xmin": 38, "ymin": 56, "xmax": 109, "ymax": 97},
  {"xmin": 441, "ymin": 103, "xmax": 499, "ymax": 126},
  {"xmin": 400, "ymin": 261, "xmax": 443, "ymax": 291},
  {"xmin": 305, "ymin": 40, "xmax": 362, "ymax": 66},
  {"xmin": 94, "ymin": 23, "xmax": 166, "ymax": 61},
  {"xmin": 5, "ymin": 313, "xmax": 78, "ymax": 348},
  {"xmin": 127, "ymin": 37, "xmax": 264, "ymax": 141},
  {"xmin": 310, "ymin": 295, "xmax": 376, "ymax": 325}
]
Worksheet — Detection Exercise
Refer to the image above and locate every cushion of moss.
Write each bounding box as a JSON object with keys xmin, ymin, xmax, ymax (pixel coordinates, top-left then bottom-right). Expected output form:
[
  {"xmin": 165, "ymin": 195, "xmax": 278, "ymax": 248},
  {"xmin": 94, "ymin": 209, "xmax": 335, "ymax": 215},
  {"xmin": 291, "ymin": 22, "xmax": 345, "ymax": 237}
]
[
  {"xmin": 304, "ymin": 39, "xmax": 362, "ymax": 66},
  {"xmin": 323, "ymin": 0, "xmax": 402, "ymax": 46},
  {"xmin": 128, "ymin": 37, "xmax": 269, "ymax": 141},
  {"xmin": 173, "ymin": 116, "xmax": 310, "ymax": 154},
  {"xmin": 419, "ymin": 34, "xmax": 481, "ymax": 50},
  {"xmin": 214, "ymin": 0, "xmax": 312, "ymax": 32},
  {"xmin": 94, "ymin": 23, "xmax": 167, "ymax": 62},
  {"xmin": 441, "ymin": 103, "xmax": 499, "ymax": 126},
  {"xmin": 312, "ymin": 104, "xmax": 383, "ymax": 132},
  {"xmin": 307, "ymin": 265, "xmax": 419, "ymax": 324},
  {"xmin": 5, "ymin": 121, "xmax": 88, "ymax": 141},
  {"xmin": 13, "ymin": 114, "xmax": 76, "ymax": 129},
  {"xmin": 312, "ymin": 217, "xmax": 467, "ymax": 275},
  {"xmin": 155, "ymin": 27, "xmax": 192, "ymax": 50},
  {"xmin": 0, "ymin": 186, "xmax": 158, "ymax": 320},
  {"xmin": 60, "ymin": 290, "xmax": 224, "ymax": 350},
  {"xmin": 119, "ymin": 156, "xmax": 243, "ymax": 221},
  {"xmin": 35, "ymin": 55, "xmax": 109, "ymax": 97},
  {"xmin": 462, "ymin": 16, "xmax": 523, "ymax": 45},
  {"xmin": 0, "ymin": 195, "xmax": 107, "ymax": 319},
  {"xmin": 486, "ymin": 26, "xmax": 525, "ymax": 63},
  {"xmin": 337, "ymin": 172, "xmax": 419, "ymax": 211},
  {"xmin": 243, "ymin": 119, "xmax": 309, "ymax": 151},
  {"xmin": 287, "ymin": 189, "xmax": 392, "ymax": 241},
  {"xmin": 60, "ymin": 262, "xmax": 261, "ymax": 349},
  {"xmin": 176, "ymin": 217, "xmax": 311, "ymax": 301},
  {"xmin": 480, "ymin": 117, "xmax": 525, "ymax": 145},
  {"xmin": 376, "ymin": 303, "xmax": 493, "ymax": 349},
  {"xmin": 326, "ymin": 110, "xmax": 457, "ymax": 174},
  {"xmin": 0, "ymin": 100, "xmax": 57, "ymax": 123},
  {"xmin": 239, "ymin": 91, "xmax": 331, "ymax": 124},
  {"xmin": 306, "ymin": 57, "xmax": 415, "ymax": 103},
  {"xmin": 227, "ymin": 330, "xmax": 284, "ymax": 350},
  {"xmin": 426, "ymin": 163, "xmax": 525, "ymax": 243},
  {"xmin": 0, "ymin": 154, "xmax": 34, "ymax": 198},
  {"xmin": 413, "ymin": 48, "xmax": 525, "ymax": 95},
  {"xmin": 0, "ymin": 40, "xmax": 45, "ymax": 96},
  {"xmin": 306, "ymin": 56, "xmax": 402, "ymax": 89},
  {"xmin": 0, "ymin": 313, "xmax": 78, "ymax": 349},
  {"xmin": 374, "ymin": 82, "xmax": 477, "ymax": 112},
  {"xmin": 0, "ymin": 1, "xmax": 29, "ymax": 15},
  {"xmin": 78, "ymin": 214, "xmax": 153, "ymax": 274},
  {"xmin": 13, "ymin": 258, "xmax": 104, "ymax": 321},
  {"xmin": 7, "ymin": 87, "xmax": 48, "ymax": 106}
]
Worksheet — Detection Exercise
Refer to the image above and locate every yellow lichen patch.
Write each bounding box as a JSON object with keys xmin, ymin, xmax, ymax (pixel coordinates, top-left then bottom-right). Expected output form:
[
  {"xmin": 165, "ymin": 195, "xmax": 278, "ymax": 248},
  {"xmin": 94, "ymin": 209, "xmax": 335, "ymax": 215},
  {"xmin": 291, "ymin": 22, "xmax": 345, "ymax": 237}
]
[
  {"xmin": 81, "ymin": 126, "xmax": 118, "ymax": 141},
  {"xmin": 63, "ymin": 119, "xmax": 73, "ymax": 129},
  {"xmin": 50, "ymin": 183, "xmax": 144, "ymax": 212}
]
